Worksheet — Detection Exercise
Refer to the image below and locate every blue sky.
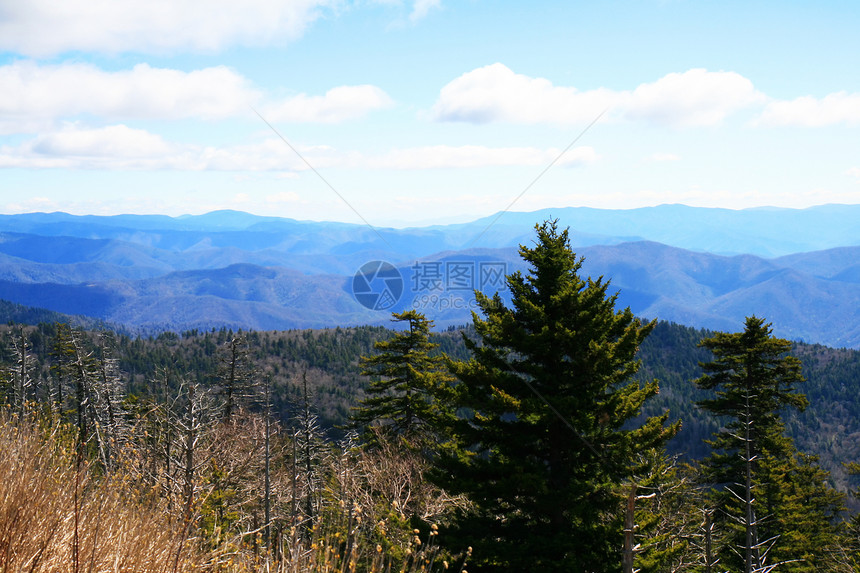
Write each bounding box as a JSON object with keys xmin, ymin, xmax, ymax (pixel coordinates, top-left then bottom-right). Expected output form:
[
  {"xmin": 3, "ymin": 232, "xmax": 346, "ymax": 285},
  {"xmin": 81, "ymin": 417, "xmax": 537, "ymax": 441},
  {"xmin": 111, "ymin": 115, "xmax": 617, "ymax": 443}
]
[{"xmin": 1, "ymin": 0, "xmax": 859, "ymax": 226}]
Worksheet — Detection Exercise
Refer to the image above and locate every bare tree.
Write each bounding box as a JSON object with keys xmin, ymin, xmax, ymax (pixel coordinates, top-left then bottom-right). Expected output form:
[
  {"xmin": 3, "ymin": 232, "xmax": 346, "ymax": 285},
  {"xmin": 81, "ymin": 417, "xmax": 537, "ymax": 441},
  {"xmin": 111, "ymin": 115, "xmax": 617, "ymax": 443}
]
[
  {"xmin": 216, "ymin": 334, "xmax": 256, "ymax": 422},
  {"xmin": 291, "ymin": 371, "xmax": 327, "ymax": 524},
  {"xmin": 88, "ymin": 332, "xmax": 128, "ymax": 472},
  {"xmin": 6, "ymin": 325, "xmax": 35, "ymax": 413}
]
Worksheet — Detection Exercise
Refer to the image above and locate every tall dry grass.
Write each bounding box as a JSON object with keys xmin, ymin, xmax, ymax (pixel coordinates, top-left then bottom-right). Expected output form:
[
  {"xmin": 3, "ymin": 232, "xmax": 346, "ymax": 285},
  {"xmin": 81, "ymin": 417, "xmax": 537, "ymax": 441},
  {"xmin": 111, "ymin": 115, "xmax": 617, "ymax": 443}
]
[
  {"xmin": 0, "ymin": 411, "xmax": 210, "ymax": 573},
  {"xmin": 0, "ymin": 411, "xmax": 471, "ymax": 573}
]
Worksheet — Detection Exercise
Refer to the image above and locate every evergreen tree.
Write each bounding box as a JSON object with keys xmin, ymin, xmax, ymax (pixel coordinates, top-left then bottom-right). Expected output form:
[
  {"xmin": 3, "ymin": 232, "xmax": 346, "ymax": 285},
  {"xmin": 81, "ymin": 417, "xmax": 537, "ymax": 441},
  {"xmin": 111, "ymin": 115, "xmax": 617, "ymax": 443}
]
[
  {"xmin": 435, "ymin": 220, "xmax": 678, "ymax": 572},
  {"xmin": 843, "ymin": 462, "xmax": 860, "ymax": 569},
  {"xmin": 695, "ymin": 315, "xmax": 844, "ymax": 572},
  {"xmin": 350, "ymin": 310, "xmax": 456, "ymax": 450}
]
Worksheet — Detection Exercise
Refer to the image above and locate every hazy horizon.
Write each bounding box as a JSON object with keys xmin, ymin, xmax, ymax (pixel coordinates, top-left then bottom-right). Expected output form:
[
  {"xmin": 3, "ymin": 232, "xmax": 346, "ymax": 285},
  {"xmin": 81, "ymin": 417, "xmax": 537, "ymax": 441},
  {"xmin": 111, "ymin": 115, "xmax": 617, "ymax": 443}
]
[{"xmin": 4, "ymin": 201, "xmax": 860, "ymax": 230}]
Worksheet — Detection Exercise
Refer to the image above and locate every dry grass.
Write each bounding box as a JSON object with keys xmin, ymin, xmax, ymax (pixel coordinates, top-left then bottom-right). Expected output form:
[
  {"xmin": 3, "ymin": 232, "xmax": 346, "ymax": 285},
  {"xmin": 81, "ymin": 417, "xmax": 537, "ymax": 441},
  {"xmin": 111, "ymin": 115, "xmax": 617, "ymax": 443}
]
[
  {"xmin": 0, "ymin": 411, "xmax": 470, "ymax": 573},
  {"xmin": 0, "ymin": 411, "xmax": 210, "ymax": 573}
]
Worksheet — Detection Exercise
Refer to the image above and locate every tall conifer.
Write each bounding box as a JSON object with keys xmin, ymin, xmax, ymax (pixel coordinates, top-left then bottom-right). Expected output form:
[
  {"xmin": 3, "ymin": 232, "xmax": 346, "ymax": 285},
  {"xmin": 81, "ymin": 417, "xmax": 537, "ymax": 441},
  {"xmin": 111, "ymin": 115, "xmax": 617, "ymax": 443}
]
[
  {"xmin": 351, "ymin": 310, "xmax": 456, "ymax": 451},
  {"xmin": 696, "ymin": 316, "xmax": 844, "ymax": 572},
  {"xmin": 436, "ymin": 220, "xmax": 678, "ymax": 572}
]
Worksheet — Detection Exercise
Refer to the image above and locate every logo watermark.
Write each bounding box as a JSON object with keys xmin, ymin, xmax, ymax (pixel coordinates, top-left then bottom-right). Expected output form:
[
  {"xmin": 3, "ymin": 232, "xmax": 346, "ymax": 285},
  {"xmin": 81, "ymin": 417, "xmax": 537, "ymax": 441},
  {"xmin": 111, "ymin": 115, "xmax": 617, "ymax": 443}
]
[
  {"xmin": 352, "ymin": 261, "xmax": 404, "ymax": 311},
  {"xmin": 352, "ymin": 259, "xmax": 508, "ymax": 311}
]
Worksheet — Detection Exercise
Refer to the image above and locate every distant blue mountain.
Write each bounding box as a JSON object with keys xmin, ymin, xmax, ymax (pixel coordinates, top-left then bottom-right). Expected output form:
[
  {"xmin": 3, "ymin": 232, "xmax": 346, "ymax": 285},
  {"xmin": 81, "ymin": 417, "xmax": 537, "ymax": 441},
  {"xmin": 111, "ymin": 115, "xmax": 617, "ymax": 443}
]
[
  {"xmin": 3, "ymin": 204, "xmax": 859, "ymax": 259},
  {"xmin": 469, "ymin": 204, "xmax": 860, "ymax": 257},
  {"xmin": 1, "ymin": 205, "xmax": 858, "ymax": 346}
]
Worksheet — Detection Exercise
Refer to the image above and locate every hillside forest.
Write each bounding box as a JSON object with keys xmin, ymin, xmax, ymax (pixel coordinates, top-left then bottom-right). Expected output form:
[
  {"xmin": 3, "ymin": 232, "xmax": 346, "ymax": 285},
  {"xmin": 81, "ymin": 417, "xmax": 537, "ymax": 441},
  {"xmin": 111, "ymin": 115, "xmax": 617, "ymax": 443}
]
[{"xmin": 2, "ymin": 221, "xmax": 860, "ymax": 572}]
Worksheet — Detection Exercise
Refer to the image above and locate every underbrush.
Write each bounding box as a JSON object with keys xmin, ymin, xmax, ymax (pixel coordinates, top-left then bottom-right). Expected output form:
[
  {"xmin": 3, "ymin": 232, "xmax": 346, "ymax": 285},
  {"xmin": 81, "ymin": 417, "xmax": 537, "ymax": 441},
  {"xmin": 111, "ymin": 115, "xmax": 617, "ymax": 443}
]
[
  {"xmin": 0, "ymin": 410, "xmax": 470, "ymax": 572},
  {"xmin": 0, "ymin": 412, "xmax": 206, "ymax": 572}
]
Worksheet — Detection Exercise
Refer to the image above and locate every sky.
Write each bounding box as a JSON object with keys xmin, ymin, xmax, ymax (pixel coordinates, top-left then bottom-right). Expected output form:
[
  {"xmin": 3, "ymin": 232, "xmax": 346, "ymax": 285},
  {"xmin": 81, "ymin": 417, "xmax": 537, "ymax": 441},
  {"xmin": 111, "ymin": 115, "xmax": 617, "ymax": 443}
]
[{"xmin": 1, "ymin": 0, "xmax": 859, "ymax": 227}]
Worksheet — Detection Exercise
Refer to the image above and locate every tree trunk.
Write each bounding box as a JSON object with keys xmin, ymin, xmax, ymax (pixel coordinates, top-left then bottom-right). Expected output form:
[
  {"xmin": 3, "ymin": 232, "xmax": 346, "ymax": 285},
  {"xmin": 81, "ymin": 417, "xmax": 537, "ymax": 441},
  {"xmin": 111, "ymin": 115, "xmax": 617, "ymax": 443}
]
[{"xmin": 623, "ymin": 484, "xmax": 637, "ymax": 573}]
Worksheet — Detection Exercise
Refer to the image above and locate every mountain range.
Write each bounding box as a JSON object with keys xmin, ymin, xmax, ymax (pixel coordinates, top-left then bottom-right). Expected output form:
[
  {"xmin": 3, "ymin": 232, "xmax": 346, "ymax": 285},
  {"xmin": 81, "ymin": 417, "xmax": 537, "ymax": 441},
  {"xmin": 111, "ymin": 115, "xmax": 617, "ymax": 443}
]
[{"xmin": 0, "ymin": 204, "xmax": 858, "ymax": 347}]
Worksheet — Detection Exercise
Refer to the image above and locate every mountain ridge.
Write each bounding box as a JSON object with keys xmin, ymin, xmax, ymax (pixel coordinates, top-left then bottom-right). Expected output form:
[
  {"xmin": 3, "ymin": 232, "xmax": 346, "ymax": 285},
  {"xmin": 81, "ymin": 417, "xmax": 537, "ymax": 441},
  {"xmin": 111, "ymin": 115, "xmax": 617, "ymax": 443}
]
[
  {"xmin": 4, "ymin": 203, "xmax": 860, "ymax": 257},
  {"xmin": 0, "ymin": 241, "xmax": 858, "ymax": 347},
  {"xmin": 1, "ymin": 205, "xmax": 858, "ymax": 346}
]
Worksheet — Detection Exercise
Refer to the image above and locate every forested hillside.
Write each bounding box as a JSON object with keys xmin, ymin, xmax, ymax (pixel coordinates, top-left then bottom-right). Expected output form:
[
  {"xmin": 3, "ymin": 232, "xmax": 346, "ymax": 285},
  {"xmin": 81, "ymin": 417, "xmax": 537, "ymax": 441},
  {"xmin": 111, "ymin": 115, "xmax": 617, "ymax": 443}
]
[
  {"xmin": 0, "ymin": 297, "xmax": 117, "ymax": 331},
  {"xmin": 2, "ymin": 319, "xmax": 859, "ymax": 488},
  {"xmin": 636, "ymin": 322, "xmax": 860, "ymax": 493},
  {"xmin": 2, "ymin": 307, "xmax": 860, "ymax": 569}
]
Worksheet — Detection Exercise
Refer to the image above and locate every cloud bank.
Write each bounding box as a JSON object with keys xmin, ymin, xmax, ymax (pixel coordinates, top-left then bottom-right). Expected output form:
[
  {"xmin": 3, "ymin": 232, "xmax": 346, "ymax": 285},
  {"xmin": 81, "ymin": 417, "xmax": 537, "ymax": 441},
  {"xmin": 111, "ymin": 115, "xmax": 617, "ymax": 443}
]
[
  {"xmin": 0, "ymin": 124, "xmax": 595, "ymax": 172},
  {"xmin": 0, "ymin": 62, "xmax": 393, "ymax": 133},
  {"xmin": 0, "ymin": 0, "xmax": 334, "ymax": 56},
  {"xmin": 432, "ymin": 64, "xmax": 768, "ymax": 127},
  {"xmin": 758, "ymin": 92, "xmax": 860, "ymax": 127}
]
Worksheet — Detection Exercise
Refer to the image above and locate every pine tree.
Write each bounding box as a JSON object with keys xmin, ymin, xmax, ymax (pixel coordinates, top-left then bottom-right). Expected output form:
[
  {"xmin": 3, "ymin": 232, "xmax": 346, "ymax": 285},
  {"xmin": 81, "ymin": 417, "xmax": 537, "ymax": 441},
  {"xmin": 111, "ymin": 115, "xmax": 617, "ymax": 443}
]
[
  {"xmin": 695, "ymin": 315, "xmax": 844, "ymax": 572},
  {"xmin": 435, "ymin": 220, "xmax": 679, "ymax": 572},
  {"xmin": 764, "ymin": 451, "xmax": 845, "ymax": 570},
  {"xmin": 350, "ymin": 310, "xmax": 456, "ymax": 451},
  {"xmin": 844, "ymin": 462, "xmax": 860, "ymax": 569}
]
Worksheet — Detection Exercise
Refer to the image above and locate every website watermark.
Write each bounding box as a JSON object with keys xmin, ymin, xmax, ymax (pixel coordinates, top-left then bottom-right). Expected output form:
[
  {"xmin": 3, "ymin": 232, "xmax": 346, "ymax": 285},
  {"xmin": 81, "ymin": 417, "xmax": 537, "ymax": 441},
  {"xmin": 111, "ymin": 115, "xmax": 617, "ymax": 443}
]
[
  {"xmin": 412, "ymin": 293, "xmax": 479, "ymax": 311},
  {"xmin": 352, "ymin": 259, "xmax": 508, "ymax": 311}
]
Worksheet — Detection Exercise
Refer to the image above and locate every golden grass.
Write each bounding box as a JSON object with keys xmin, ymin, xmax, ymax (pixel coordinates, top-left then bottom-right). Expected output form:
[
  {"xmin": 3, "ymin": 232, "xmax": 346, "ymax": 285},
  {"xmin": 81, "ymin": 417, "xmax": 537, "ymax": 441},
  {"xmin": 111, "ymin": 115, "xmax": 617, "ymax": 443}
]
[
  {"xmin": 0, "ymin": 412, "xmax": 469, "ymax": 573},
  {"xmin": 0, "ymin": 412, "xmax": 209, "ymax": 573}
]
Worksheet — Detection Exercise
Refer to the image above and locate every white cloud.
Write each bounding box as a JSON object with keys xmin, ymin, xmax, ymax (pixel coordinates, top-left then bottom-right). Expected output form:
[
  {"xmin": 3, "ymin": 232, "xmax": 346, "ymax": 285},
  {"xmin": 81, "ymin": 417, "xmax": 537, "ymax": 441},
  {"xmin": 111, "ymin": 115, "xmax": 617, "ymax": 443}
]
[
  {"xmin": 369, "ymin": 0, "xmax": 440, "ymax": 27},
  {"xmin": 365, "ymin": 144, "xmax": 598, "ymax": 169},
  {"xmin": 0, "ymin": 124, "xmax": 204, "ymax": 170},
  {"xmin": 410, "ymin": 0, "xmax": 441, "ymax": 22},
  {"xmin": 432, "ymin": 64, "xmax": 765, "ymax": 127},
  {"xmin": 757, "ymin": 92, "xmax": 860, "ymax": 127},
  {"xmin": 624, "ymin": 68, "xmax": 765, "ymax": 127},
  {"xmin": 193, "ymin": 139, "xmax": 313, "ymax": 171},
  {"xmin": 0, "ymin": 124, "xmax": 598, "ymax": 172},
  {"xmin": 0, "ymin": 0, "xmax": 334, "ymax": 57},
  {"xmin": 0, "ymin": 62, "xmax": 259, "ymax": 129},
  {"xmin": 0, "ymin": 61, "xmax": 393, "ymax": 133},
  {"xmin": 0, "ymin": 125, "xmax": 302, "ymax": 171},
  {"xmin": 432, "ymin": 63, "xmax": 618, "ymax": 124},
  {"xmin": 263, "ymin": 85, "xmax": 394, "ymax": 123},
  {"xmin": 31, "ymin": 123, "xmax": 171, "ymax": 157},
  {"xmin": 846, "ymin": 167, "xmax": 860, "ymax": 179}
]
